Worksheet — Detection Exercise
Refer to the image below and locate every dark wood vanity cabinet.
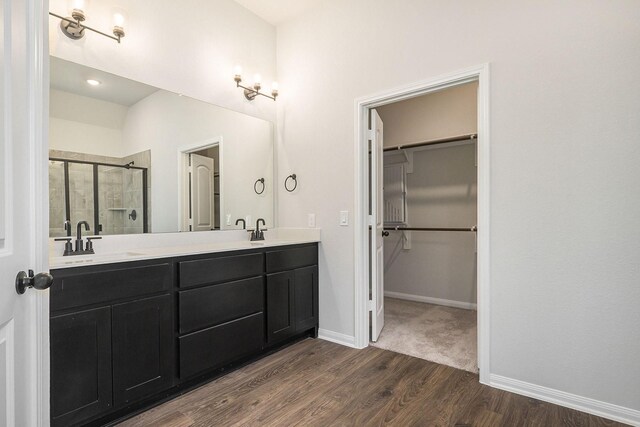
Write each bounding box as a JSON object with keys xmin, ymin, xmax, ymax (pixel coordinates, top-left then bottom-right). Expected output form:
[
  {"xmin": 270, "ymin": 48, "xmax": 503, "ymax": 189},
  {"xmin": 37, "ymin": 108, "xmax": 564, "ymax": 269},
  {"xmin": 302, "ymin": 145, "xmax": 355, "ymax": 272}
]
[
  {"xmin": 266, "ymin": 246, "xmax": 319, "ymax": 344},
  {"xmin": 50, "ymin": 243, "xmax": 318, "ymax": 426},
  {"xmin": 50, "ymin": 261, "xmax": 174, "ymax": 427},
  {"xmin": 50, "ymin": 307, "xmax": 113, "ymax": 427},
  {"xmin": 111, "ymin": 294, "xmax": 173, "ymax": 407}
]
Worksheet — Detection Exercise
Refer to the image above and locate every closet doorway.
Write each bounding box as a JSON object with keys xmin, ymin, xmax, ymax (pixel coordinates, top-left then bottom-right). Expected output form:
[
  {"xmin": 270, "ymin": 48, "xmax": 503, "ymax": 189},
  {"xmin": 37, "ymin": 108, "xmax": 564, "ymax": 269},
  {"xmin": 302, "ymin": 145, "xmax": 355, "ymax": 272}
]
[
  {"xmin": 374, "ymin": 82, "xmax": 478, "ymax": 372},
  {"xmin": 355, "ymin": 65, "xmax": 490, "ymax": 381}
]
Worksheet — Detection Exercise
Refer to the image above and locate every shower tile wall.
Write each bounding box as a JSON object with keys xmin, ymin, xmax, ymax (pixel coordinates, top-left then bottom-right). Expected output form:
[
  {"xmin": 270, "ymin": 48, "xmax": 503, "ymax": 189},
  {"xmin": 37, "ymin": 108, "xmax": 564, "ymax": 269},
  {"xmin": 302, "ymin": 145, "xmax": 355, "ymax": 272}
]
[
  {"xmin": 49, "ymin": 149, "xmax": 150, "ymax": 237},
  {"xmin": 98, "ymin": 167, "xmax": 144, "ymax": 235},
  {"xmin": 68, "ymin": 162, "xmax": 95, "ymax": 236},
  {"xmin": 49, "ymin": 161, "xmax": 67, "ymax": 237},
  {"xmin": 124, "ymin": 169, "xmax": 144, "ymax": 234}
]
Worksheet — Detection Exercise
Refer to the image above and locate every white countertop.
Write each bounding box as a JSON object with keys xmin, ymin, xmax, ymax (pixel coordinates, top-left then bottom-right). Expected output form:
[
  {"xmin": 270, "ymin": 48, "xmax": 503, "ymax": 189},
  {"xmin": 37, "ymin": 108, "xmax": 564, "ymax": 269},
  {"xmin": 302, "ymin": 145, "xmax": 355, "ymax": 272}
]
[{"xmin": 49, "ymin": 228, "xmax": 320, "ymax": 269}]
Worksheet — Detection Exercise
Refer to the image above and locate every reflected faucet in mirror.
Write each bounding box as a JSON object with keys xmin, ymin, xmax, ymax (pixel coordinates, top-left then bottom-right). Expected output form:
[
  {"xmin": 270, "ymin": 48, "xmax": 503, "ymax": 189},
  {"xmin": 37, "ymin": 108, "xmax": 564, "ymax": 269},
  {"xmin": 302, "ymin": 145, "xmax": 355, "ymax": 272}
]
[{"xmin": 235, "ymin": 218, "xmax": 246, "ymax": 229}]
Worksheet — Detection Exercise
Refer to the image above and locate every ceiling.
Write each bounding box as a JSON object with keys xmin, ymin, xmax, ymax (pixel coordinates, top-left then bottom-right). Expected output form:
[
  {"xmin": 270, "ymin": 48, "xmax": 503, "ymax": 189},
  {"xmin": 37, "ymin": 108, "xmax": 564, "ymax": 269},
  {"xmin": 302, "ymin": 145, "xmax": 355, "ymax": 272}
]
[
  {"xmin": 232, "ymin": 0, "xmax": 321, "ymax": 26},
  {"xmin": 50, "ymin": 57, "xmax": 159, "ymax": 106}
]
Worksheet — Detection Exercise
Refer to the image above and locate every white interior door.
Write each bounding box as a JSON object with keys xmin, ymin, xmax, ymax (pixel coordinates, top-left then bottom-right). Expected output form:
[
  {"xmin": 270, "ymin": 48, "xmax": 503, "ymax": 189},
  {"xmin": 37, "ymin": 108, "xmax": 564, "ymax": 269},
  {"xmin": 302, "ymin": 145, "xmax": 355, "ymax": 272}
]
[
  {"xmin": 0, "ymin": 0, "xmax": 49, "ymax": 425},
  {"xmin": 370, "ymin": 109, "xmax": 385, "ymax": 342},
  {"xmin": 189, "ymin": 153, "xmax": 215, "ymax": 231}
]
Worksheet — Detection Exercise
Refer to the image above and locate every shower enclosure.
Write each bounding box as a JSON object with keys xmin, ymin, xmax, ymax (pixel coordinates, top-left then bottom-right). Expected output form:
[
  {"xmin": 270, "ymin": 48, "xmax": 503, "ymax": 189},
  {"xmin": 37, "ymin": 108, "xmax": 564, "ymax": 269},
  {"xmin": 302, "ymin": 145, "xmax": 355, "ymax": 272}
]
[{"xmin": 49, "ymin": 158, "xmax": 148, "ymax": 237}]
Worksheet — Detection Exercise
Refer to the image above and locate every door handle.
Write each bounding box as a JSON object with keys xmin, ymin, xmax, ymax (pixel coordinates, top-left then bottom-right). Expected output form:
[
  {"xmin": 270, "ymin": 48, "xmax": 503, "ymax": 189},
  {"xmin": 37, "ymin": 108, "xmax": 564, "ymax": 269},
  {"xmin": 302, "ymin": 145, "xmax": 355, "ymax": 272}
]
[
  {"xmin": 382, "ymin": 230, "xmax": 389, "ymax": 237},
  {"xmin": 15, "ymin": 270, "xmax": 54, "ymax": 295}
]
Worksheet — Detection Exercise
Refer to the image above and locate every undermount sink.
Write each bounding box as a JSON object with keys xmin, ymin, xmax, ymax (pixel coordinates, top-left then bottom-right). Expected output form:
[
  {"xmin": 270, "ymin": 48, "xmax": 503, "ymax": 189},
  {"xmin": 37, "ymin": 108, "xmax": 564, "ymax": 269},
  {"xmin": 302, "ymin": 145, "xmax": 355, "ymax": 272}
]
[{"xmin": 51, "ymin": 251, "xmax": 145, "ymax": 265}]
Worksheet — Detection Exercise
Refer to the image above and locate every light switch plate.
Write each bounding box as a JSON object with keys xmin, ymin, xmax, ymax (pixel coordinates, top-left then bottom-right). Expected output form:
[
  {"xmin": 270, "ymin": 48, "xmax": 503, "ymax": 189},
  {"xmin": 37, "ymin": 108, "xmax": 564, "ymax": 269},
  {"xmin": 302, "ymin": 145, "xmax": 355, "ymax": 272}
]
[
  {"xmin": 340, "ymin": 210, "xmax": 349, "ymax": 226},
  {"xmin": 308, "ymin": 213, "xmax": 316, "ymax": 228}
]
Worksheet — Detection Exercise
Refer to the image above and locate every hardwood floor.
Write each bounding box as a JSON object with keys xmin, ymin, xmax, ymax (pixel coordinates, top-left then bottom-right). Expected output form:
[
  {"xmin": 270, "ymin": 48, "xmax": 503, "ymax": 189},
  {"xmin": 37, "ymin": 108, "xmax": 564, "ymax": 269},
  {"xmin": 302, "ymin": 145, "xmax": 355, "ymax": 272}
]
[{"xmin": 118, "ymin": 339, "xmax": 625, "ymax": 427}]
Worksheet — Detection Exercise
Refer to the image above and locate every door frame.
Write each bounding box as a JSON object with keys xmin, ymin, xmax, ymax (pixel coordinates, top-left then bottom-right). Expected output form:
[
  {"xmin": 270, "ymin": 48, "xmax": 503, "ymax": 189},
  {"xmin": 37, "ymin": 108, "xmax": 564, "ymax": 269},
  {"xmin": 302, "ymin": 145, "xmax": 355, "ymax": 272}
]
[
  {"xmin": 33, "ymin": 0, "xmax": 51, "ymax": 424},
  {"xmin": 26, "ymin": 0, "xmax": 51, "ymax": 426},
  {"xmin": 353, "ymin": 64, "xmax": 491, "ymax": 383},
  {"xmin": 177, "ymin": 137, "xmax": 223, "ymax": 232}
]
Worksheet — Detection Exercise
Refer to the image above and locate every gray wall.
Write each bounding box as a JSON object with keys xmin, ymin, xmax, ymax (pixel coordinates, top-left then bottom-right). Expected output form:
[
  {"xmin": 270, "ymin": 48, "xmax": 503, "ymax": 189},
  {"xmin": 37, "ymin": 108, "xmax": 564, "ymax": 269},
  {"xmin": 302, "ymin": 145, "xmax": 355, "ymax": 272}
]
[
  {"xmin": 276, "ymin": 0, "xmax": 640, "ymax": 415},
  {"xmin": 384, "ymin": 144, "xmax": 477, "ymax": 307}
]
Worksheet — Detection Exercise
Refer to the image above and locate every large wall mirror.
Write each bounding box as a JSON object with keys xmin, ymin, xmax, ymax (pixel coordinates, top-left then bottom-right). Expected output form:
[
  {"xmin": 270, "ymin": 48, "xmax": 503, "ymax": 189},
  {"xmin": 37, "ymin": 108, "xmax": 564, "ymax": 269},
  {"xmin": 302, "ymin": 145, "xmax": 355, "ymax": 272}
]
[{"xmin": 49, "ymin": 56, "xmax": 274, "ymax": 237}]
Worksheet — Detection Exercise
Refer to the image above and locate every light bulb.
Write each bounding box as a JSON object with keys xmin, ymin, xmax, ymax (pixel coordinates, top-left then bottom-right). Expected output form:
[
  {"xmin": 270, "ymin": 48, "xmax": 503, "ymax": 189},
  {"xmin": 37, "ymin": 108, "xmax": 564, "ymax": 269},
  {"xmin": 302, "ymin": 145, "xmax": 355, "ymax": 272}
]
[
  {"xmin": 111, "ymin": 7, "xmax": 127, "ymax": 39},
  {"xmin": 253, "ymin": 74, "xmax": 262, "ymax": 91},
  {"xmin": 271, "ymin": 82, "xmax": 279, "ymax": 91},
  {"xmin": 68, "ymin": 0, "xmax": 89, "ymax": 20},
  {"xmin": 233, "ymin": 65, "xmax": 243, "ymax": 77},
  {"xmin": 68, "ymin": 0, "xmax": 88, "ymax": 11}
]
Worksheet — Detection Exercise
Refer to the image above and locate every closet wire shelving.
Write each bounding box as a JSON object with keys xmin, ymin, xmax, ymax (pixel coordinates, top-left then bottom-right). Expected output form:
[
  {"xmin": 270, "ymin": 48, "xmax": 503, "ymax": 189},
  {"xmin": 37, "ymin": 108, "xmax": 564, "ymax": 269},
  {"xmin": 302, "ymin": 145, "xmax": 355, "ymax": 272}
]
[{"xmin": 383, "ymin": 132, "xmax": 478, "ymax": 234}]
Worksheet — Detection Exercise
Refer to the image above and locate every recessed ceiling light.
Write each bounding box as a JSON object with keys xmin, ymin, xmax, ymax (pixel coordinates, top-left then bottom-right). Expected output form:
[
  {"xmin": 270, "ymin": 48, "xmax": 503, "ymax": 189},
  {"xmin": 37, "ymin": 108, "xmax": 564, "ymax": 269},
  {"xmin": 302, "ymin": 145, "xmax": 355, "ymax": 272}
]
[{"xmin": 86, "ymin": 79, "xmax": 101, "ymax": 86}]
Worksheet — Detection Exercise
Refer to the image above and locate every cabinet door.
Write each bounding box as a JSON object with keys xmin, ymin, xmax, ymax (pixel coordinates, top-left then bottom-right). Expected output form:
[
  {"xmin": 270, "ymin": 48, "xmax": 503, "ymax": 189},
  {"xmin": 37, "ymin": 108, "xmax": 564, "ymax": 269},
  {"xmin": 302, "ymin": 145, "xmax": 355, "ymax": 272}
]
[
  {"xmin": 50, "ymin": 307, "xmax": 112, "ymax": 427},
  {"xmin": 294, "ymin": 266, "xmax": 318, "ymax": 332},
  {"xmin": 112, "ymin": 294, "xmax": 173, "ymax": 407},
  {"xmin": 266, "ymin": 270, "xmax": 295, "ymax": 344}
]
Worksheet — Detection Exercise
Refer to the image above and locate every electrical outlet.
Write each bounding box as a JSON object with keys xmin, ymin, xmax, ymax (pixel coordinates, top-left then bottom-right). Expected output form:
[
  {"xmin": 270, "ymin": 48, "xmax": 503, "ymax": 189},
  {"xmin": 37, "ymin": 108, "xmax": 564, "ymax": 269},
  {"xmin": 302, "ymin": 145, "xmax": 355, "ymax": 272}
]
[
  {"xmin": 308, "ymin": 213, "xmax": 316, "ymax": 228},
  {"xmin": 340, "ymin": 210, "xmax": 349, "ymax": 226},
  {"xmin": 226, "ymin": 214, "xmax": 231, "ymax": 225}
]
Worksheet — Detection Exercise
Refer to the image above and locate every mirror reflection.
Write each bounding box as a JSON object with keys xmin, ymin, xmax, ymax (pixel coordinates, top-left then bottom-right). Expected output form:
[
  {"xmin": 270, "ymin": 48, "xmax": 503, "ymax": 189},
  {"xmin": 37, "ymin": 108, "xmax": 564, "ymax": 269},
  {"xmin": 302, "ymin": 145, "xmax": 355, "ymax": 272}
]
[{"xmin": 48, "ymin": 57, "xmax": 274, "ymax": 237}]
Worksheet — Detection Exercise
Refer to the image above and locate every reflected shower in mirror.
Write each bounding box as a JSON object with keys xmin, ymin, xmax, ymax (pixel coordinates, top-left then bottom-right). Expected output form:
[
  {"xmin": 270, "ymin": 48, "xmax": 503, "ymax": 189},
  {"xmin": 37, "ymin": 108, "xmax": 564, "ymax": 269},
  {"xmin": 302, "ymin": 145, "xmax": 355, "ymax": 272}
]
[{"xmin": 48, "ymin": 56, "xmax": 274, "ymax": 237}]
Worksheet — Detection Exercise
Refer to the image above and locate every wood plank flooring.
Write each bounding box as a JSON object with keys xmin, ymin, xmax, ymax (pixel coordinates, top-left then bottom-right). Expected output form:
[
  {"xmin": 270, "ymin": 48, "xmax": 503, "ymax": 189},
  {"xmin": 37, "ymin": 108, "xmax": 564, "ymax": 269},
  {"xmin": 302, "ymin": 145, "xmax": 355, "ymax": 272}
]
[{"xmin": 117, "ymin": 339, "xmax": 626, "ymax": 427}]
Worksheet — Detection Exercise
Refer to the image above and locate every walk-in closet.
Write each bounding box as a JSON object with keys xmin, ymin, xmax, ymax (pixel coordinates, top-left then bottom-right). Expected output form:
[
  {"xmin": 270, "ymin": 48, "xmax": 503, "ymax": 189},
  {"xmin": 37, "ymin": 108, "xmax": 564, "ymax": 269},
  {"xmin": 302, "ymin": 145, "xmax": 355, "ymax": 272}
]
[{"xmin": 371, "ymin": 82, "xmax": 479, "ymax": 373}]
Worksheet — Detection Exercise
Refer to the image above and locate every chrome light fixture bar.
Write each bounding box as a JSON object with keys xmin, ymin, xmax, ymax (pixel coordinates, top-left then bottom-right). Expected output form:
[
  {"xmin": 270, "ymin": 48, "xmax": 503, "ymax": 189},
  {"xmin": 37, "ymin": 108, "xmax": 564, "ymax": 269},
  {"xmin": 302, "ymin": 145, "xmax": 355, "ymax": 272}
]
[
  {"xmin": 234, "ymin": 67, "xmax": 278, "ymax": 101},
  {"xmin": 49, "ymin": 3, "xmax": 126, "ymax": 44}
]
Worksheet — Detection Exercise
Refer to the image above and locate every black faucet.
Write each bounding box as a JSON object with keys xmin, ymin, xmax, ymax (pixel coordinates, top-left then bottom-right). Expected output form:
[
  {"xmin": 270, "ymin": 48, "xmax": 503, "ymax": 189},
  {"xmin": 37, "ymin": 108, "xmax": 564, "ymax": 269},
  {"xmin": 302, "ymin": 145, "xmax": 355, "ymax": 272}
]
[
  {"xmin": 64, "ymin": 220, "xmax": 72, "ymax": 237},
  {"xmin": 251, "ymin": 218, "xmax": 266, "ymax": 241},
  {"xmin": 75, "ymin": 221, "xmax": 90, "ymax": 252},
  {"xmin": 235, "ymin": 218, "xmax": 246, "ymax": 229}
]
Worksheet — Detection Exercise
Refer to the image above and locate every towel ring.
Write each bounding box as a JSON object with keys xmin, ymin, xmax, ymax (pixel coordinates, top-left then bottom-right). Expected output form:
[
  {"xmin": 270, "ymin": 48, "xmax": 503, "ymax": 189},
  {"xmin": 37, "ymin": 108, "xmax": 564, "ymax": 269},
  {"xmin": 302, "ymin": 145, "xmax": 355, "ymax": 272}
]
[
  {"xmin": 284, "ymin": 174, "xmax": 297, "ymax": 192},
  {"xmin": 254, "ymin": 177, "xmax": 265, "ymax": 195}
]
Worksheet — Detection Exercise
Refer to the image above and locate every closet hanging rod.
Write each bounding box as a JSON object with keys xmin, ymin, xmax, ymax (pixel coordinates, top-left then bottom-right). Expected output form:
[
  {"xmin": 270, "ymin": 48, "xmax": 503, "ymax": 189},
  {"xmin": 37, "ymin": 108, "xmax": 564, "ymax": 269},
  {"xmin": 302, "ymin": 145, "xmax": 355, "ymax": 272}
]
[
  {"xmin": 384, "ymin": 226, "xmax": 477, "ymax": 232},
  {"xmin": 383, "ymin": 133, "xmax": 476, "ymax": 152}
]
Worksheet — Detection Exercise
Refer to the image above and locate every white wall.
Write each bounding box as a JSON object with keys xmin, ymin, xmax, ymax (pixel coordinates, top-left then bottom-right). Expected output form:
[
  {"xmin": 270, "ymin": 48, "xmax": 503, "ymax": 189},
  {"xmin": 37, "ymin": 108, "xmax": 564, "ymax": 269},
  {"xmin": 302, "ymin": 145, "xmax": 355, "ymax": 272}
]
[
  {"xmin": 48, "ymin": 0, "xmax": 277, "ymax": 123},
  {"xmin": 49, "ymin": 89, "xmax": 127, "ymax": 157},
  {"xmin": 276, "ymin": 0, "xmax": 640, "ymax": 416},
  {"xmin": 123, "ymin": 90, "xmax": 273, "ymax": 233}
]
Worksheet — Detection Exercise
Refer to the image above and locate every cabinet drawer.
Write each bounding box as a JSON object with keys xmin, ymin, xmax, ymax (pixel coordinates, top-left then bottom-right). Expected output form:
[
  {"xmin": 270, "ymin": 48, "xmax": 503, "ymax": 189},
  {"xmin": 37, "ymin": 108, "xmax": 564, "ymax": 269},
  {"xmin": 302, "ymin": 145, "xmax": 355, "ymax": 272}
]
[
  {"xmin": 266, "ymin": 245, "xmax": 317, "ymax": 273},
  {"xmin": 178, "ymin": 253, "xmax": 264, "ymax": 288},
  {"xmin": 179, "ymin": 312, "xmax": 264, "ymax": 379},
  {"xmin": 179, "ymin": 276, "xmax": 264, "ymax": 334},
  {"xmin": 51, "ymin": 263, "xmax": 172, "ymax": 312}
]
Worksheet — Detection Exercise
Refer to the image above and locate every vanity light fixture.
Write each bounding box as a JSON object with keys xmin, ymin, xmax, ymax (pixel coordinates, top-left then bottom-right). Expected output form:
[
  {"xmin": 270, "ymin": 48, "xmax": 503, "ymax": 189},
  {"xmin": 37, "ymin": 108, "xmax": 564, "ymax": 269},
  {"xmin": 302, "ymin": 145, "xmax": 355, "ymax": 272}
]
[
  {"xmin": 233, "ymin": 66, "xmax": 278, "ymax": 101},
  {"xmin": 50, "ymin": 0, "xmax": 127, "ymax": 44}
]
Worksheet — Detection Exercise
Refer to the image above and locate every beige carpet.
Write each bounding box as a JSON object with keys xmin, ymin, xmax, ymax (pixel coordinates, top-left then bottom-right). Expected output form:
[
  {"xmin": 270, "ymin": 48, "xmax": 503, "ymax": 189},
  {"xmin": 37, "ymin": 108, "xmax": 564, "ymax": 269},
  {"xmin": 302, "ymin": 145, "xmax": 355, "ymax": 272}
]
[{"xmin": 371, "ymin": 298, "xmax": 478, "ymax": 373}]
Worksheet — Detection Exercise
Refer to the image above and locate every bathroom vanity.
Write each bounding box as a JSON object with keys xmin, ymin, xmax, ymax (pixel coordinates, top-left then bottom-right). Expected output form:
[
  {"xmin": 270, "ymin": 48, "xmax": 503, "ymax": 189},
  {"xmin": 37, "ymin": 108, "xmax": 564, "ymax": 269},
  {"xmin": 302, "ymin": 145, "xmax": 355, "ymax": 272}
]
[{"xmin": 49, "ymin": 238, "xmax": 319, "ymax": 426}]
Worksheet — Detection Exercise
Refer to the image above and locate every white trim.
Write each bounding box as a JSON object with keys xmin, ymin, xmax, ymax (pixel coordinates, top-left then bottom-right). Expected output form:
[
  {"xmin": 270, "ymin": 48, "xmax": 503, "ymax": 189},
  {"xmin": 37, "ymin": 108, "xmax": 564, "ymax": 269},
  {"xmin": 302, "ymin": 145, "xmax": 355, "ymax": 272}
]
[
  {"xmin": 384, "ymin": 291, "xmax": 477, "ymax": 310},
  {"xmin": 317, "ymin": 328, "xmax": 357, "ymax": 348},
  {"xmin": 176, "ymin": 137, "xmax": 223, "ymax": 232},
  {"xmin": 353, "ymin": 64, "xmax": 491, "ymax": 382},
  {"xmin": 0, "ymin": 320, "xmax": 15, "ymax": 427},
  {"xmin": 489, "ymin": 374, "xmax": 640, "ymax": 426},
  {"xmin": 30, "ymin": 0, "xmax": 49, "ymax": 425}
]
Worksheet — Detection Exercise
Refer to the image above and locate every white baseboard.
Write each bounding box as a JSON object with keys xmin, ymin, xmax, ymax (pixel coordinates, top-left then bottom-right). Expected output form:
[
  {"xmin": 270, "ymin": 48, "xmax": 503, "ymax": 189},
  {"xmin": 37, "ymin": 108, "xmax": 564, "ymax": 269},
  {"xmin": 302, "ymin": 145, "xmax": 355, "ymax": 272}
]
[
  {"xmin": 317, "ymin": 328, "xmax": 358, "ymax": 348},
  {"xmin": 384, "ymin": 291, "xmax": 477, "ymax": 310},
  {"xmin": 489, "ymin": 374, "xmax": 640, "ymax": 426}
]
